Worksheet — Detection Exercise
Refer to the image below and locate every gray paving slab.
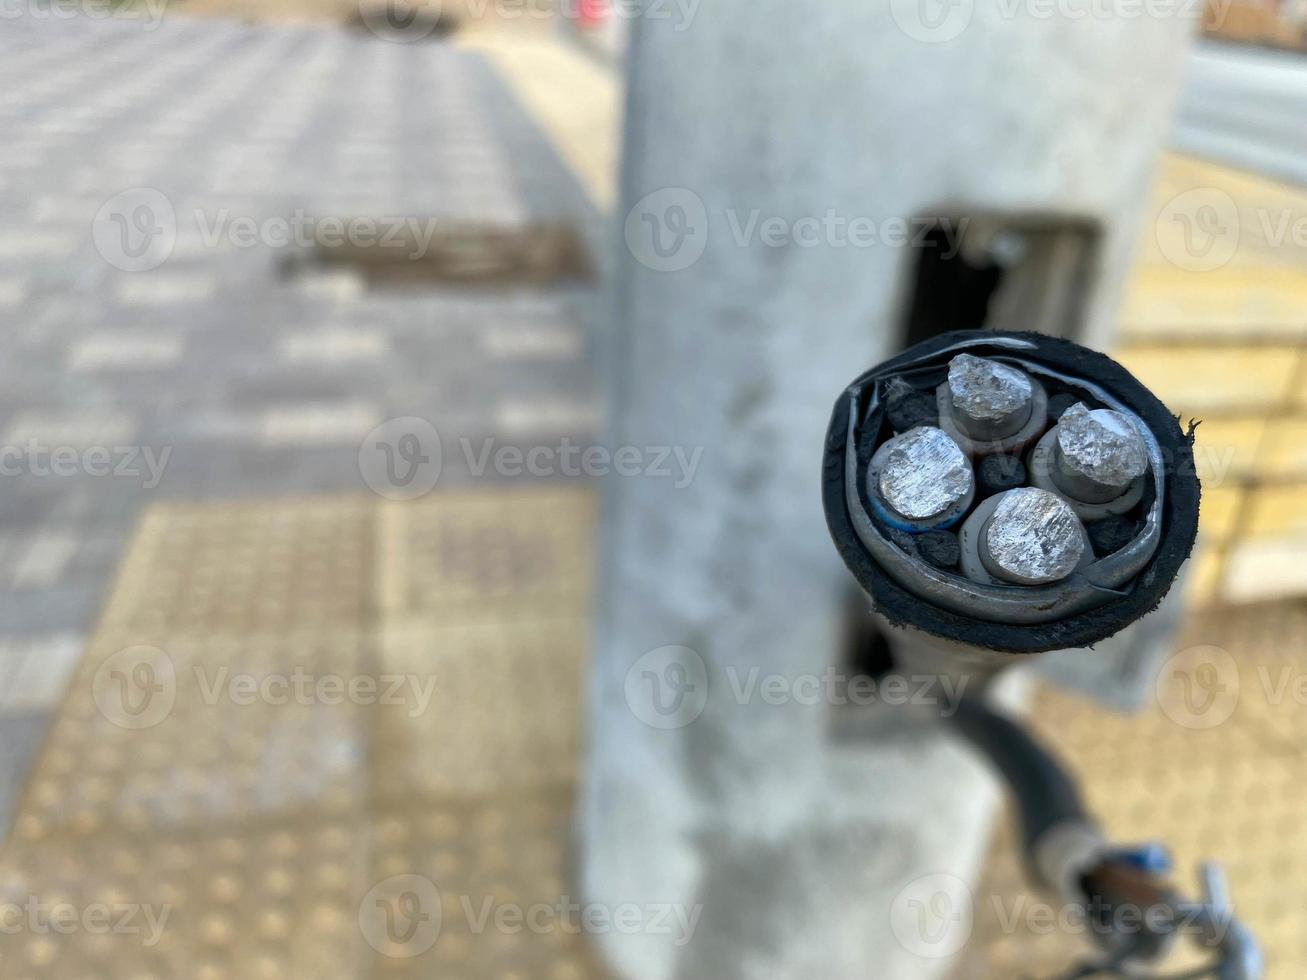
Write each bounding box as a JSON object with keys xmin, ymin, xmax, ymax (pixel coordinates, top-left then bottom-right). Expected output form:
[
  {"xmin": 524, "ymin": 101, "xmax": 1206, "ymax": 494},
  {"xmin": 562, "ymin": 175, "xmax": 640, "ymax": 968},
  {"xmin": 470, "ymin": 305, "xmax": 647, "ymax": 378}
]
[{"xmin": 0, "ymin": 712, "xmax": 54, "ymax": 837}]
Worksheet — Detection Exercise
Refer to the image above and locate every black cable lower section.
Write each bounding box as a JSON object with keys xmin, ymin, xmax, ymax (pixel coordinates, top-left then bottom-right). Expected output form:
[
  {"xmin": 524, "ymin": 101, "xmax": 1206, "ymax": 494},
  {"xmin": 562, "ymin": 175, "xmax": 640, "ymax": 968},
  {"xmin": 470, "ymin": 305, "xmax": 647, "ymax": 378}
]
[{"xmin": 949, "ymin": 696, "xmax": 1089, "ymax": 855}]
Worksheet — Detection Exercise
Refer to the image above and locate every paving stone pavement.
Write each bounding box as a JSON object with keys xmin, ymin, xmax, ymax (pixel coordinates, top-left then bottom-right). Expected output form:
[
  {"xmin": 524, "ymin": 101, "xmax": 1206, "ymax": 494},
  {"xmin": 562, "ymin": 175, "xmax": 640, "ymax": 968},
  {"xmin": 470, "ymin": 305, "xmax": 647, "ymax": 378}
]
[
  {"xmin": 7, "ymin": 13, "xmax": 1307, "ymax": 980},
  {"xmin": 0, "ymin": 11, "xmax": 604, "ymax": 837}
]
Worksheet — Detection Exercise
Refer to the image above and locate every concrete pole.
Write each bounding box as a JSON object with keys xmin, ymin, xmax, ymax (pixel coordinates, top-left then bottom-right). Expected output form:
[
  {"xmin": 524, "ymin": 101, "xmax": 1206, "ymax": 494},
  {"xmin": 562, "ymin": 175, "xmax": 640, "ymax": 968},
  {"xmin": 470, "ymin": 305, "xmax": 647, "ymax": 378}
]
[{"xmin": 582, "ymin": 5, "xmax": 1197, "ymax": 978}]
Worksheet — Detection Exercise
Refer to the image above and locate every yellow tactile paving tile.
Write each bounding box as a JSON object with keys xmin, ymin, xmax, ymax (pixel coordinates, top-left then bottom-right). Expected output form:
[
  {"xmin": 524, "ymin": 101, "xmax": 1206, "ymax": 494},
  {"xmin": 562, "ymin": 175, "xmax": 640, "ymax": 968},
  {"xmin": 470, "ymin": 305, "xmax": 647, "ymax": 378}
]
[
  {"xmin": 371, "ymin": 619, "xmax": 587, "ymax": 803},
  {"xmin": 99, "ymin": 497, "xmax": 376, "ymax": 638},
  {"xmin": 376, "ymin": 488, "xmax": 596, "ymax": 627},
  {"xmin": 172, "ymin": 0, "xmax": 353, "ymax": 21},
  {"xmin": 1184, "ymin": 546, "xmax": 1225, "ymax": 606},
  {"xmin": 1113, "ymin": 345, "xmax": 1300, "ymax": 416},
  {"xmin": 1143, "ymin": 206, "xmax": 1307, "ymax": 277},
  {"xmin": 1, "ymin": 487, "xmax": 607, "ymax": 980},
  {"xmin": 0, "ymin": 786, "xmax": 611, "ymax": 980},
  {"xmin": 1244, "ymin": 484, "xmax": 1307, "ymax": 538},
  {"xmin": 1135, "ymin": 153, "xmax": 1307, "ymax": 273},
  {"xmin": 0, "ymin": 816, "xmax": 371, "ymax": 980},
  {"xmin": 1257, "ymin": 417, "xmax": 1307, "ymax": 480},
  {"xmin": 1114, "ymin": 151, "xmax": 1307, "ymax": 606},
  {"xmin": 1196, "ymin": 484, "xmax": 1244, "ymax": 547},
  {"xmin": 1222, "ymin": 536, "xmax": 1307, "ymax": 605},
  {"xmin": 365, "ymin": 791, "xmax": 606, "ymax": 980},
  {"xmin": 1293, "ymin": 351, "xmax": 1307, "ymax": 409},
  {"xmin": 9, "ymin": 629, "xmax": 368, "ymax": 843},
  {"xmin": 1190, "ymin": 416, "xmax": 1267, "ymax": 486},
  {"xmin": 1146, "ymin": 153, "xmax": 1307, "ymax": 211},
  {"xmin": 1120, "ymin": 268, "xmax": 1307, "ymax": 341},
  {"xmin": 465, "ymin": 35, "xmax": 622, "ymax": 212}
]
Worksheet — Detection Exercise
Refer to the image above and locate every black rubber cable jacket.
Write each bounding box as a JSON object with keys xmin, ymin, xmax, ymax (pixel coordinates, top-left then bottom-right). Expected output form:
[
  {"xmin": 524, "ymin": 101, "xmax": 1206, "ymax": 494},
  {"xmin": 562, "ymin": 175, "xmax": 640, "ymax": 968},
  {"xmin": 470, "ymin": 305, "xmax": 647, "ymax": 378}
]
[{"xmin": 949, "ymin": 696, "xmax": 1091, "ymax": 856}]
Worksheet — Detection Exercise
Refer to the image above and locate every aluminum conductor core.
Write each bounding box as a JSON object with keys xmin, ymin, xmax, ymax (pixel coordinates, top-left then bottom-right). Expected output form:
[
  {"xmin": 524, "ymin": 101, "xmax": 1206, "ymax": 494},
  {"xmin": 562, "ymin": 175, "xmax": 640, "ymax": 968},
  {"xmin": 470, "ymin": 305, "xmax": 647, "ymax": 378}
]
[
  {"xmin": 1053, "ymin": 403, "xmax": 1149, "ymax": 503},
  {"xmin": 982, "ymin": 487, "xmax": 1085, "ymax": 585},
  {"xmin": 825, "ymin": 330, "xmax": 1201, "ymax": 651},
  {"xmin": 947, "ymin": 353, "xmax": 1034, "ymax": 440},
  {"xmin": 877, "ymin": 426, "xmax": 973, "ymax": 520}
]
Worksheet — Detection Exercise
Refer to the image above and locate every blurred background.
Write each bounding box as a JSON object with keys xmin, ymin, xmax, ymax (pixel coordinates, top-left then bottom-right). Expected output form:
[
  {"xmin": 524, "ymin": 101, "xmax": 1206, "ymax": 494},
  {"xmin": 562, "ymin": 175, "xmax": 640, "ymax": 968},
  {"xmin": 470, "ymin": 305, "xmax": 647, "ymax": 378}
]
[{"xmin": 0, "ymin": 1, "xmax": 1304, "ymax": 978}]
